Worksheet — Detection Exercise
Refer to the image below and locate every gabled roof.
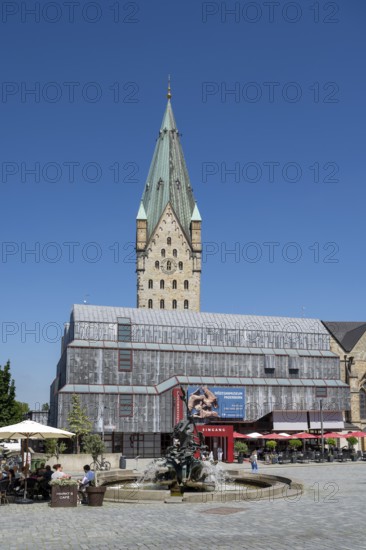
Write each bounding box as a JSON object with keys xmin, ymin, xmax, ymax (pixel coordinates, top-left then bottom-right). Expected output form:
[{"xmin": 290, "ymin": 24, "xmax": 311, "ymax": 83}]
[
  {"xmin": 322, "ymin": 321, "xmax": 366, "ymax": 352},
  {"xmin": 139, "ymin": 98, "xmax": 198, "ymax": 243}
]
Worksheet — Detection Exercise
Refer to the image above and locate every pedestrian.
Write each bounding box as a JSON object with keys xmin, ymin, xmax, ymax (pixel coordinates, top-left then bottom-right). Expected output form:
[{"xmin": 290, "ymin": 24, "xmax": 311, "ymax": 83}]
[
  {"xmin": 250, "ymin": 450, "xmax": 258, "ymax": 473},
  {"xmin": 217, "ymin": 447, "xmax": 223, "ymax": 462}
]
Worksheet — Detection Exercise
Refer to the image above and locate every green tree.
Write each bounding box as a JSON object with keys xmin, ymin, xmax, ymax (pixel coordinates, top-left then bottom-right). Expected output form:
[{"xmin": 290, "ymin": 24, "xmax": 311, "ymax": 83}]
[
  {"xmin": 44, "ymin": 439, "xmax": 67, "ymax": 461},
  {"xmin": 13, "ymin": 401, "xmax": 30, "ymax": 420},
  {"xmin": 67, "ymin": 394, "xmax": 92, "ymax": 453},
  {"xmin": 265, "ymin": 440, "xmax": 277, "ymax": 452},
  {"xmin": 82, "ymin": 433, "xmax": 105, "ymax": 462},
  {"xmin": 234, "ymin": 441, "xmax": 248, "ymax": 455},
  {"xmin": 0, "ymin": 361, "xmax": 23, "ymax": 427},
  {"xmin": 42, "ymin": 403, "xmax": 50, "ymax": 412}
]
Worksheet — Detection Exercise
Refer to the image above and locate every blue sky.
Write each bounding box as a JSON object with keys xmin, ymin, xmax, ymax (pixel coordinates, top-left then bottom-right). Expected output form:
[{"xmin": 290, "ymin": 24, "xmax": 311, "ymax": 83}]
[{"xmin": 1, "ymin": 1, "xmax": 365, "ymax": 407}]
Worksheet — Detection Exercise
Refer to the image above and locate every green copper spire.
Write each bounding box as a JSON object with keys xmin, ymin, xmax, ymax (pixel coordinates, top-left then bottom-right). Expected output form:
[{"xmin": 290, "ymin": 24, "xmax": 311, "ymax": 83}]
[{"xmin": 139, "ymin": 94, "xmax": 198, "ymax": 243}]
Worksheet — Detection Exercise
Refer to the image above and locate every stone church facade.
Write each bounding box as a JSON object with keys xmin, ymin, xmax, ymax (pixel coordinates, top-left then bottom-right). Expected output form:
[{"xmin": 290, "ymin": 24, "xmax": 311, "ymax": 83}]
[{"xmin": 136, "ymin": 88, "xmax": 202, "ymax": 312}]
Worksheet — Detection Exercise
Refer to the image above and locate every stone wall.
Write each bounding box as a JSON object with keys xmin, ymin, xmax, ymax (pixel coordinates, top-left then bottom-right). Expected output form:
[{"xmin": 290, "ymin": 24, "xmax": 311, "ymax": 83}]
[{"xmin": 137, "ymin": 204, "xmax": 201, "ymax": 311}]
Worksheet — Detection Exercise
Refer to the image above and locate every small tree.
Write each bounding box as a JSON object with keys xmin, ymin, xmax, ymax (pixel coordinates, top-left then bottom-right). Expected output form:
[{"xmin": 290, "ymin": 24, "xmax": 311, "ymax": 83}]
[
  {"xmin": 265, "ymin": 440, "xmax": 277, "ymax": 453},
  {"xmin": 42, "ymin": 403, "xmax": 50, "ymax": 412},
  {"xmin": 82, "ymin": 433, "xmax": 105, "ymax": 462},
  {"xmin": 288, "ymin": 439, "xmax": 302, "ymax": 451},
  {"xmin": 45, "ymin": 439, "xmax": 67, "ymax": 461},
  {"xmin": 347, "ymin": 436, "xmax": 358, "ymax": 453},
  {"xmin": 0, "ymin": 361, "xmax": 24, "ymax": 426},
  {"xmin": 67, "ymin": 394, "xmax": 92, "ymax": 453},
  {"xmin": 326, "ymin": 438, "xmax": 336, "ymax": 455},
  {"xmin": 234, "ymin": 441, "xmax": 248, "ymax": 456}
]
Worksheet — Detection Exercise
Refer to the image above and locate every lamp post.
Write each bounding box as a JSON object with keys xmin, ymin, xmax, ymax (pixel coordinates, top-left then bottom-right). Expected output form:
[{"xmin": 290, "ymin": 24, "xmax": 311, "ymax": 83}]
[{"xmin": 320, "ymin": 398, "xmax": 324, "ymax": 460}]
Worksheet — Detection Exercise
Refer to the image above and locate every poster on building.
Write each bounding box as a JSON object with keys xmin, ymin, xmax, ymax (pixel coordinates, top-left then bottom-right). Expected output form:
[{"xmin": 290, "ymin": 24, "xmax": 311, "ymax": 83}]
[{"xmin": 187, "ymin": 386, "xmax": 245, "ymax": 420}]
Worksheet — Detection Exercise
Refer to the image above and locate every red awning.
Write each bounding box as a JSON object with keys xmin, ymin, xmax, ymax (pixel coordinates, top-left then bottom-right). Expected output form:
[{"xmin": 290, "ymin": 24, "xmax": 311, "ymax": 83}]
[
  {"xmin": 233, "ymin": 432, "xmax": 251, "ymax": 439},
  {"xmin": 342, "ymin": 431, "xmax": 366, "ymax": 438}
]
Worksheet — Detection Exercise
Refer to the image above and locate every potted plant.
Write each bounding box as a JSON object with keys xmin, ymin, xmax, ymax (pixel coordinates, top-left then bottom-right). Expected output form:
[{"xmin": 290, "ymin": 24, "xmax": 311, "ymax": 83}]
[
  {"xmin": 288, "ymin": 439, "xmax": 302, "ymax": 463},
  {"xmin": 347, "ymin": 436, "xmax": 358, "ymax": 461},
  {"xmin": 326, "ymin": 438, "xmax": 336, "ymax": 462},
  {"xmin": 265, "ymin": 440, "xmax": 277, "ymax": 463},
  {"xmin": 49, "ymin": 478, "xmax": 78, "ymax": 508},
  {"xmin": 82, "ymin": 434, "xmax": 107, "ymax": 506},
  {"xmin": 234, "ymin": 441, "xmax": 248, "ymax": 464}
]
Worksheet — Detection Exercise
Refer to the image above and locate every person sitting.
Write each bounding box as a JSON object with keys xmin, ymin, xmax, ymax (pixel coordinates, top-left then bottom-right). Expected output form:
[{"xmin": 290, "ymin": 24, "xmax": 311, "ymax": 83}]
[
  {"xmin": 51, "ymin": 464, "xmax": 71, "ymax": 480},
  {"xmin": 38, "ymin": 465, "xmax": 52, "ymax": 500},
  {"xmin": 77, "ymin": 465, "xmax": 95, "ymax": 504}
]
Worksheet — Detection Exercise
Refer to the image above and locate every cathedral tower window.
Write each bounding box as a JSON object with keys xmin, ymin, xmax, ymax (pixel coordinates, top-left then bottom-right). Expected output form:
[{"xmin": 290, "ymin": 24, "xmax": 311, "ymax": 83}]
[
  {"xmin": 178, "ymin": 262, "xmax": 183, "ymax": 270},
  {"xmin": 161, "ymin": 249, "xmax": 166, "ymax": 258},
  {"xmin": 148, "ymin": 299, "xmax": 153, "ymax": 309},
  {"xmin": 160, "ymin": 299, "xmax": 165, "ymax": 309},
  {"xmin": 184, "ymin": 300, "xmax": 189, "ymax": 309},
  {"xmin": 184, "ymin": 280, "xmax": 189, "ymax": 290},
  {"xmin": 172, "ymin": 300, "xmax": 177, "ymax": 309},
  {"xmin": 166, "ymin": 261, "xmax": 172, "ymax": 271},
  {"xmin": 167, "ymin": 237, "xmax": 171, "ymax": 245},
  {"xmin": 172, "ymin": 280, "xmax": 177, "ymax": 289},
  {"xmin": 148, "ymin": 279, "xmax": 153, "ymax": 289},
  {"xmin": 155, "ymin": 261, "xmax": 159, "ymax": 269},
  {"xmin": 160, "ymin": 280, "xmax": 165, "ymax": 289},
  {"xmin": 173, "ymin": 249, "xmax": 177, "ymax": 257}
]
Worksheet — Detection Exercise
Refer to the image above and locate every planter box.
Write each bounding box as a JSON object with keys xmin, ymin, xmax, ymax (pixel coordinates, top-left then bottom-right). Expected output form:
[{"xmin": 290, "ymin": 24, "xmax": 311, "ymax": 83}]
[
  {"xmin": 86, "ymin": 485, "xmax": 106, "ymax": 507},
  {"xmin": 50, "ymin": 485, "xmax": 77, "ymax": 508}
]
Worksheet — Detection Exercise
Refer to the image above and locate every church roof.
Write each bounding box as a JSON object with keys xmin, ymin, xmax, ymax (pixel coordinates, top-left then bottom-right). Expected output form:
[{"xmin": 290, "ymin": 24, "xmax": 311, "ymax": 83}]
[
  {"xmin": 139, "ymin": 98, "xmax": 197, "ymax": 242},
  {"xmin": 322, "ymin": 321, "xmax": 366, "ymax": 352}
]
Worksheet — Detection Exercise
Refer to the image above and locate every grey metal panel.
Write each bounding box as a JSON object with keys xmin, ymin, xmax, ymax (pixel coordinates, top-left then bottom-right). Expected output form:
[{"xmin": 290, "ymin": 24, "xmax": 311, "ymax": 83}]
[
  {"xmin": 104, "ymin": 386, "xmax": 119, "ymax": 393},
  {"xmin": 239, "ymin": 378, "xmax": 254, "ymax": 385},
  {"xmin": 176, "ymin": 376, "xmax": 189, "ymax": 383},
  {"xmin": 273, "ymin": 349, "xmax": 287, "ymax": 355},
  {"xmin": 325, "ymin": 380, "xmax": 338, "ymax": 386},
  {"xmin": 253, "ymin": 378, "xmax": 267, "ymax": 385},
  {"xmin": 275, "ymin": 379, "xmax": 292, "ymax": 386},
  {"xmin": 157, "ymin": 378, "xmax": 178, "ymax": 392},
  {"xmin": 189, "ymin": 376, "xmax": 204, "ymax": 384},
  {"xmin": 227, "ymin": 377, "xmax": 240, "ymax": 384},
  {"xmin": 314, "ymin": 380, "xmax": 326, "ymax": 386},
  {"xmin": 214, "ymin": 377, "xmax": 229, "ymax": 384}
]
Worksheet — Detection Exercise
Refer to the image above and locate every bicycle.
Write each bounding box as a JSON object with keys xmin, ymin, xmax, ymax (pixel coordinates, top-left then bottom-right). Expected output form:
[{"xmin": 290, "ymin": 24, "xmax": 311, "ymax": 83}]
[{"xmin": 90, "ymin": 457, "xmax": 111, "ymax": 471}]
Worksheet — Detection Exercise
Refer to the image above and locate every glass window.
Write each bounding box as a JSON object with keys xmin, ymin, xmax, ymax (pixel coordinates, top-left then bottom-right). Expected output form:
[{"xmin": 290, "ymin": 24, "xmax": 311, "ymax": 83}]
[
  {"xmin": 315, "ymin": 387, "xmax": 327, "ymax": 398},
  {"xmin": 167, "ymin": 237, "xmax": 171, "ymax": 245},
  {"xmin": 118, "ymin": 322, "xmax": 131, "ymax": 342},
  {"xmin": 160, "ymin": 299, "xmax": 165, "ymax": 309},
  {"xmin": 172, "ymin": 280, "xmax": 177, "ymax": 289},
  {"xmin": 148, "ymin": 279, "xmax": 153, "ymax": 289},
  {"xmin": 173, "ymin": 249, "xmax": 177, "ymax": 257},
  {"xmin": 119, "ymin": 349, "xmax": 132, "ymax": 371},
  {"xmin": 172, "ymin": 300, "xmax": 177, "ymax": 309},
  {"xmin": 148, "ymin": 299, "xmax": 153, "ymax": 309},
  {"xmin": 166, "ymin": 261, "xmax": 172, "ymax": 271},
  {"xmin": 160, "ymin": 280, "xmax": 164, "ymax": 289},
  {"xmin": 155, "ymin": 261, "xmax": 159, "ymax": 269},
  {"xmin": 120, "ymin": 395, "xmax": 133, "ymax": 417},
  {"xmin": 184, "ymin": 280, "xmax": 189, "ymax": 290},
  {"xmin": 184, "ymin": 300, "xmax": 189, "ymax": 310},
  {"xmin": 161, "ymin": 249, "xmax": 166, "ymax": 258},
  {"xmin": 179, "ymin": 262, "xmax": 183, "ymax": 270}
]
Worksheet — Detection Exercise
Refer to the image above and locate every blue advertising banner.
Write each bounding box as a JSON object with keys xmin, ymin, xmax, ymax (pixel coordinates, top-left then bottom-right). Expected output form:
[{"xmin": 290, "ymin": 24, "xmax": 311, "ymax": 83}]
[{"xmin": 187, "ymin": 386, "xmax": 245, "ymax": 420}]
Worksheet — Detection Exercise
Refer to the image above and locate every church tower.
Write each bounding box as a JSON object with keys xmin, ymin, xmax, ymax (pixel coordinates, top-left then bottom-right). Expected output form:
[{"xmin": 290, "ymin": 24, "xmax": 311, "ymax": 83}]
[{"xmin": 136, "ymin": 83, "xmax": 202, "ymax": 311}]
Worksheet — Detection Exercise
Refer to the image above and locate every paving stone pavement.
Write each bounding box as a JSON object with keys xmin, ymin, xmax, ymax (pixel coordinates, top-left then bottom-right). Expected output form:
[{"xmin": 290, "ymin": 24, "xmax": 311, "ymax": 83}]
[{"xmin": 0, "ymin": 461, "xmax": 365, "ymax": 550}]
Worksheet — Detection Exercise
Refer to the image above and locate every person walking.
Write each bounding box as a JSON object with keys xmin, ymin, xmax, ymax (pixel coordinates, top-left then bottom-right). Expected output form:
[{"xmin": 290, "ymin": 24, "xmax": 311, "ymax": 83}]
[{"xmin": 250, "ymin": 450, "xmax": 258, "ymax": 473}]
